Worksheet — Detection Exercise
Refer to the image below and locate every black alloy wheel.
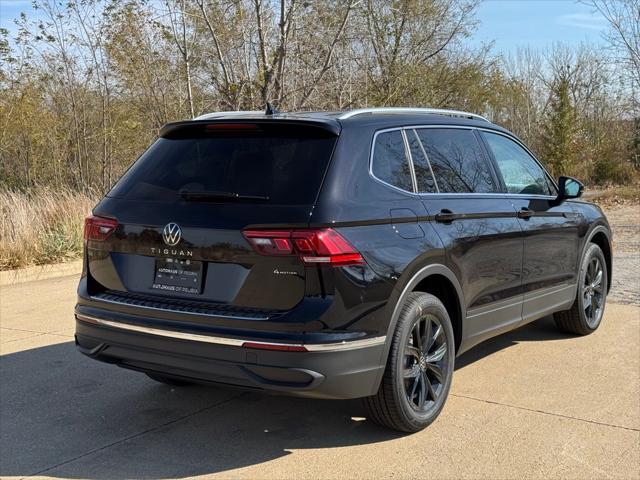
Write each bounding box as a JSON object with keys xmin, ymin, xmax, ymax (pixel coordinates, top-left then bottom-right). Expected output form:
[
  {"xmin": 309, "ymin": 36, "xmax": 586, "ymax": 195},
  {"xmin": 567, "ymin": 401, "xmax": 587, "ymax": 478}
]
[
  {"xmin": 554, "ymin": 243, "xmax": 608, "ymax": 335},
  {"xmin": 365, "ymin": 292, "xmax": 455, "ymax": 432},
  {"xmin": 403, "ymin": 313, "xmax": 448, "ymax": 412},
  {"xmin": 583, "ymin": 255, "xmax": 605, "ymax": 328}
]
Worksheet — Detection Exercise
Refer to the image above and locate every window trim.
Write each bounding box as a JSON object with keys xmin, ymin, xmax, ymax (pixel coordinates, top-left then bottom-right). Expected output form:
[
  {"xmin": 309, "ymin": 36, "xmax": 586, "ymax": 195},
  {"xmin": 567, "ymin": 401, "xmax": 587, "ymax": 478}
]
[
  {"xmin": 401, "ymin": 129, "xmax": 419, "ymax": 193},
  {"xmin": 368, "ymin": 124, "xmax": 558, "ymax": 198},
  {"xmin": 407, "ymin": 128, "xmax": 440, "ymax": 193}
]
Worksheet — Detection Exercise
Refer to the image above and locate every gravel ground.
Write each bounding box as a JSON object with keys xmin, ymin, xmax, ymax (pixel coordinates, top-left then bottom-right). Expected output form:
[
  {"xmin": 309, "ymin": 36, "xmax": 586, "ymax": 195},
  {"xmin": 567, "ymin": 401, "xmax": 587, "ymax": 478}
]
[{"xmin": 601, "ymin": 202, "xmax": 640, "ymax": 306}]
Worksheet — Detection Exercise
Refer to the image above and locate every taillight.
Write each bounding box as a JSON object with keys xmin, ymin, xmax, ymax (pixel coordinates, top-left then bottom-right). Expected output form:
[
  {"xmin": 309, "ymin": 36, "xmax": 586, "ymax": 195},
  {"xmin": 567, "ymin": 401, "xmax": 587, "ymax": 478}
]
[
  {"xmin": 243, "ymin": 228, "xmax": 364, "ymax": 266},
  {"xmin": 84, "ymin": 215, "xmax": 118, "ymax": 243}
]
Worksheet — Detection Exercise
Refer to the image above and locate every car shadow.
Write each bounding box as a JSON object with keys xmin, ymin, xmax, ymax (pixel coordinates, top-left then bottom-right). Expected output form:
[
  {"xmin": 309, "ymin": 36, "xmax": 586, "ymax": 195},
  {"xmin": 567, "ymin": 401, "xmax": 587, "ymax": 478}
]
[
  {"xmin": 455, "ymin": 315, "xmax": 573, "ymax": 370},
  {"xmin": 0, "ymin": 340, "xmax": 400, "ymax": 479},
  {"xmin": 0, "ymin": 315, "xmax": 573, "ymax": 478}
]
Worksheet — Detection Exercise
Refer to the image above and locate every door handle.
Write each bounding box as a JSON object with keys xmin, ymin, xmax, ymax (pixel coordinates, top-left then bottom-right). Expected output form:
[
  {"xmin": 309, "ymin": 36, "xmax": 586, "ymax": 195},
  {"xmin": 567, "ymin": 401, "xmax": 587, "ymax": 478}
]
[
  {"xmin": 517, "ymin": 207, "xmax": 535, "ymax": 219},
  {"xmin": 435, "ymin": 209, "xmax": 456, "ymax": 223}
]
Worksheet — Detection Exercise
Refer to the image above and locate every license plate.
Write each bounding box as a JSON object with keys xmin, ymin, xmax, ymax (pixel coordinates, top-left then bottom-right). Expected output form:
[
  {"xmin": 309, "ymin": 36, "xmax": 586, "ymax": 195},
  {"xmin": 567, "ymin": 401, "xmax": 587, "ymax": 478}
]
[{"xmin": 152, "ymin": 258, "xmax": 203, "ymax": 295}]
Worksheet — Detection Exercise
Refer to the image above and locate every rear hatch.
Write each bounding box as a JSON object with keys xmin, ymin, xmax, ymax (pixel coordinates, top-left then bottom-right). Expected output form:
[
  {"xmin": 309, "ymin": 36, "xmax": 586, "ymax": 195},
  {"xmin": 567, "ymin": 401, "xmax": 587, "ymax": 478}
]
[{"xmin": 86, "ymin": 120, "xmax": 339, "ymax": 312}]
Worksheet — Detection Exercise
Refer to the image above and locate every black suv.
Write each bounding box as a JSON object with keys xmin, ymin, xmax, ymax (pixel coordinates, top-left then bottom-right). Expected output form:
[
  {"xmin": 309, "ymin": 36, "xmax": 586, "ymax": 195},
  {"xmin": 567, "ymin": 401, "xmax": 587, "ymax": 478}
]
[{"xmin": 75, "ymin": 107, "xmax": 612, "ymax": 432}]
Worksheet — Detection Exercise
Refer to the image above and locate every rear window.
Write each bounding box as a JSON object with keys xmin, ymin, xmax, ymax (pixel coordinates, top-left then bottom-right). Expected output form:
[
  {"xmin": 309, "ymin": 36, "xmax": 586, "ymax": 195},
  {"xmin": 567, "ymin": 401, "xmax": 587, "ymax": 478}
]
[
  {"xmin": 415, "ymin": 128, "xmax": 497, "ymax": 193},
  {"xmin": 108, "ymin": 124, "xmax": 337, "ymax": 205}
]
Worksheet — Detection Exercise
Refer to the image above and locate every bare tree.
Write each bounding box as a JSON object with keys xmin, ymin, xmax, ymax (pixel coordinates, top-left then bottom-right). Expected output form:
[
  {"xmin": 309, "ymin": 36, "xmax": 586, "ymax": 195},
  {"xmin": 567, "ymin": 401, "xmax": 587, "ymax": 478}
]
[
  {"xmin": 1, "ymin": 0, "xmax": 637, "ymax": 192},
  {"xmin": 359, "ymin": 0, "xmax": 479, "ymax": 104},
  {"xmin": 252, "ymin": 0, "xmax": 297, "ymax": 106},
  {"xmin": 582, "ymin": 0, "xmax": 640, "ymax": 96},
  {"xmin": 69, "ymin": 0, "xmax": 114, "ymax": 189},
  {"xmin": 165, "ymin": 0, "xmax": 197, "ymax": 117},
  {"xmin": 195, "ymin": 0, "xmax": 234, "ymax": 108},
  {"xmin": 297, "ymin": 0, "xmax": 359, "ymax": 108}
]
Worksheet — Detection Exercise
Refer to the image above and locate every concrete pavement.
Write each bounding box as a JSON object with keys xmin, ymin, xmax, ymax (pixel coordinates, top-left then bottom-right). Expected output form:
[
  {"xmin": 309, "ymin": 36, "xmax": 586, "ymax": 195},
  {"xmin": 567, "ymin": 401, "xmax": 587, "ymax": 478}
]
[
  {"xmin": 1, "ymin": 274, "xmax": 639, "ymax": 479},
  {"xmin": 0, "ymin": 261, "xmax": 82, "ymax": 287}
]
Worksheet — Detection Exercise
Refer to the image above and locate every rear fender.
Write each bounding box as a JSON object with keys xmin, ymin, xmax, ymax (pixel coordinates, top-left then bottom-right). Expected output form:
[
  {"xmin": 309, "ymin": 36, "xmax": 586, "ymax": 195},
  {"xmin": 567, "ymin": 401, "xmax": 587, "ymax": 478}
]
[{"xmin": 372, "ymin": 263, "xmax": 465, "ymax": 390}]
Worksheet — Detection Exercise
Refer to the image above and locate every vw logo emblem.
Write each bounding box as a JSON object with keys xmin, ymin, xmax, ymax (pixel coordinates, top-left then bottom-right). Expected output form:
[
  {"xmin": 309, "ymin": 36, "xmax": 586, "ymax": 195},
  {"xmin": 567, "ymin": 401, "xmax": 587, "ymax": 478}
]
[{"xmin": 162, "ymin": 223, "xmax": 182, "ymax": 246}]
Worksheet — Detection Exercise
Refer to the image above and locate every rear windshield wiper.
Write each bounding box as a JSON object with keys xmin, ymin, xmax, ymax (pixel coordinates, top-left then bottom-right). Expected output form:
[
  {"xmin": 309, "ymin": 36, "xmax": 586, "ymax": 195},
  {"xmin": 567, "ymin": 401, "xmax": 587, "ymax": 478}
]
[{"xmin": 179, "ymin": 190, "xmax": 270, "ymax": 202}]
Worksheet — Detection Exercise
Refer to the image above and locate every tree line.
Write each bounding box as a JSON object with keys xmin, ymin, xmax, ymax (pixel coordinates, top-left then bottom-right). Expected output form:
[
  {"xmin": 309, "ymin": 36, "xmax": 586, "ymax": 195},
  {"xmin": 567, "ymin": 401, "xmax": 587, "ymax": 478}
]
[{"xmin": 0, "ymin": 0, "xmax": 638, "ymax": 193}]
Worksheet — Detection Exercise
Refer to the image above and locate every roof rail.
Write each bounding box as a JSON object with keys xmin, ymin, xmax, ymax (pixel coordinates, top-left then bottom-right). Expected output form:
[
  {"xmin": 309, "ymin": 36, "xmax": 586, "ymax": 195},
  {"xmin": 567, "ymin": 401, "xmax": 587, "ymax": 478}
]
[
  {"xmin": 194, "ymin": 111, "xmax": 263, "ymax": 120},
  {"xmin": 338, "ymin": 107, "xmax": 490, "ymax": 122}
]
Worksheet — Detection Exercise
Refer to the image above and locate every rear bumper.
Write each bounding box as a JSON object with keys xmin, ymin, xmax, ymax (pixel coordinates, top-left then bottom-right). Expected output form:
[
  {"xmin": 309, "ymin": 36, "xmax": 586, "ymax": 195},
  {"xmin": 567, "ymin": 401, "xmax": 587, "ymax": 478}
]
[{"xmin": 74, "ymin": 311, "xmax": 386, "ymax": 400}]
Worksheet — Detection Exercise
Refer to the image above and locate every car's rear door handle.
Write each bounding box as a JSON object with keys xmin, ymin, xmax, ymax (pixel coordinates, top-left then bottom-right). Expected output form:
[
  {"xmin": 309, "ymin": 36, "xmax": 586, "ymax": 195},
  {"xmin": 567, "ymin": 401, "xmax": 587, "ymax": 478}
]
[
  {"xmin": 517, "ymin": 207, "xmax": 535, "ymax": 219},
  {"xmin": 435, "ymin": 209, "xmax": 456, "ymax": 223}
]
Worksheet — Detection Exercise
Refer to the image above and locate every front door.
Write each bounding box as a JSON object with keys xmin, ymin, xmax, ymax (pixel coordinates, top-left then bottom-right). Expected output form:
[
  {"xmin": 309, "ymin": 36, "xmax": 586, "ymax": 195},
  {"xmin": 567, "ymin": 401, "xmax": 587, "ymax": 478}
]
[{"xmin": 480, "ymin": 130, "xmax": 580, "ymax": 324}]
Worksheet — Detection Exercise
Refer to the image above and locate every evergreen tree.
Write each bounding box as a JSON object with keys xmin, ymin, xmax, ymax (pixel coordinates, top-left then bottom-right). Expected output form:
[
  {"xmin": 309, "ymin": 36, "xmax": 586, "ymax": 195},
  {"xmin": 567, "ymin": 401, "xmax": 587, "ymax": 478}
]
[{"xmin": 542, "ymin": 70, "xmax": 580, "ymax": 176}]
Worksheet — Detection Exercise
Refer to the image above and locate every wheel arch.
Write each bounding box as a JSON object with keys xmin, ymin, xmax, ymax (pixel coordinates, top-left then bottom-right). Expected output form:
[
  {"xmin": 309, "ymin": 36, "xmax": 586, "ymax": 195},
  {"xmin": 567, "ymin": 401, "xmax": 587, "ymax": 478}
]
[
  {"xmin": 375, "ymin": 263, "xmax": 465, "ymax": 390},
  {"xmin": 583, "ymin": 225, "xmax": 612, "ymax": 293},
  {"xmin": 412, "ymin": 274, "xmax": 463, "ymax": 353}
]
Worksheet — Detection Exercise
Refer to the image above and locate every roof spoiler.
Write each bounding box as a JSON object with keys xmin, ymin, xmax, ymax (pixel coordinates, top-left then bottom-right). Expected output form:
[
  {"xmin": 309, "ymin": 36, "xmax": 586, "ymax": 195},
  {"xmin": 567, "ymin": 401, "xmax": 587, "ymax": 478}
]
[{"xmin": 159, "ymin": 118, "xmax": 341, "ymax": 137}]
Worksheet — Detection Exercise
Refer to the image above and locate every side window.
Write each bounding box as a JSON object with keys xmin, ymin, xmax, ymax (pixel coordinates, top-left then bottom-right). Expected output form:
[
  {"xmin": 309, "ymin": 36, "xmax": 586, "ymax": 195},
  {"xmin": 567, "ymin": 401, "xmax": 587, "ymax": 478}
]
[
  {"xmin": 407, "ymin": 129, "xmax": 437, "ymax": 193},
  {"xmin": 371, "ymin": 130, "xmax": 413, "ymax": 192},
  {"xmin": 415, "ymin": 128, "xmax": 497, "ymax": 193},
  {"xmin": 482, "ymin": 132, "xmax": 556, "ymax": 196}
]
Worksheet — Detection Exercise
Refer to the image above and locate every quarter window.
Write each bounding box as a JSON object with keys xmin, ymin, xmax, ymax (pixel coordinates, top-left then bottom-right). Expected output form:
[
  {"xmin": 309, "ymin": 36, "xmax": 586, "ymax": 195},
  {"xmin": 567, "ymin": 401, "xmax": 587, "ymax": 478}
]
[
  {"xmin": 482, "ymin": 132, "xmax": 556, "ymax": 196},
  {"xmin": 415, "ymin": 128, "xmax": 497, "ymax": 193},
  {"xmin": 371, "ymin": 130, "xmax": 414, "ymax": 192}
]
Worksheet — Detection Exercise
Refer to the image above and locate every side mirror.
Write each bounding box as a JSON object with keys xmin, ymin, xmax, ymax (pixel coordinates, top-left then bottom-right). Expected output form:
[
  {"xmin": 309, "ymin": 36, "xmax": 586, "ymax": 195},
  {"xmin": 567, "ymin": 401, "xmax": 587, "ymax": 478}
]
[{"xmin": 558, "ymin": 176, "xmax": 584, "ymax": 200}]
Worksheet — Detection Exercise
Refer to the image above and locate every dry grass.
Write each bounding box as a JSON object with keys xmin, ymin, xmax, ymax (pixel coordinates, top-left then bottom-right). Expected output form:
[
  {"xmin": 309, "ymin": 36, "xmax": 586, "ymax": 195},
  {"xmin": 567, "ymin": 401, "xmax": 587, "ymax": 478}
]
[
  {"xmin": 584, "ymin": 184, "xmax": 640, "ymax": 207},
  {"xmin": 1, "ymin": 183, "xmax": 637, "ymax": 271},
  {"xmin": 0, "ymin": 189, "xmax": 97, "ymax": 270}
]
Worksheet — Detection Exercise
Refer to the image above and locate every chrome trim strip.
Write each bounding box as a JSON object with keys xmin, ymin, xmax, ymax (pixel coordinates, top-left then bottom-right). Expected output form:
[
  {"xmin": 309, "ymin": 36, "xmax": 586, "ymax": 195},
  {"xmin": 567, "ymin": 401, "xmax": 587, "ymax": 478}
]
[
  {"xmin": 84, "ymin": 315, "xmax": 245, "ymax": 345},
  {"xmin": 90, "ymin": 295, "xmax": 270, "ymax": 321},
  {"xmin": 339, "ymin": 107, "xmax": 490, "ymax": 122},
  {"xmin": 521, "ymin": 283, "xmax": 577, "ymax": 324},
  {"xmin": 306, "ymin": 336, "xmax": 387, "ymax": 352},
  {"xmin": 466, "ymin": 284, "xmax": 576, "ymax": 319},
  {"xmin": 401, "ymin": 129, "xmax": 419, "ymax": 193},
  {"xmin": 503, "ymin": 193, "xmax": 557, "ymax": 200},
  {"xmin": 411, "ymin": 128, "xmax": 440, "ymax": 192},
  {"xmin": 523, "ymin": 283, "xmax": 575, "ymax": 302},
  {"xmin": 466, "ymin": 297, "xmax": 523, "ymax": 319},
  {"xmin": 419, "ymin": 193, "xmax": 509, "ymax": 197},
  {"xmin": 76, "ymin": 314, "xmax": 386, "ymax": 352}
]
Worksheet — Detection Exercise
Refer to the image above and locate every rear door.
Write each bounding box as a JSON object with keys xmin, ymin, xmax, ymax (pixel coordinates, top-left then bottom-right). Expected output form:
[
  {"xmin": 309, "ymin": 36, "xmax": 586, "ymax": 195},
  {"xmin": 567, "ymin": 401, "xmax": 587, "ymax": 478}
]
[
  {"xmin": 479, "ymin": 130, "xmax": 580, "ymax": 323},
  {"xmin": 87, "ymin": 121, "xmax": 338, "ymax": 312},
  {"xmin": 411, "ymin": 127, "xmax": 524, "ymax": 346}
]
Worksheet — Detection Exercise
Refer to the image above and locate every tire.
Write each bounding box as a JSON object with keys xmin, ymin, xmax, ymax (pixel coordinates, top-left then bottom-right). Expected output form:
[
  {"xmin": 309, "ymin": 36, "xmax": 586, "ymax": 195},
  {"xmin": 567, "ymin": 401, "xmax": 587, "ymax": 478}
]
[
  {"xmin": 554, "ymin": 243, "xmax": 608, "ymax": 335},
  {"xmin": 364, "ymin": 292, "xmax": 455, "ymax": 433},
  {"xmin": 145, "ymin": 372, "xmax": 193, "ymax": 387}
]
